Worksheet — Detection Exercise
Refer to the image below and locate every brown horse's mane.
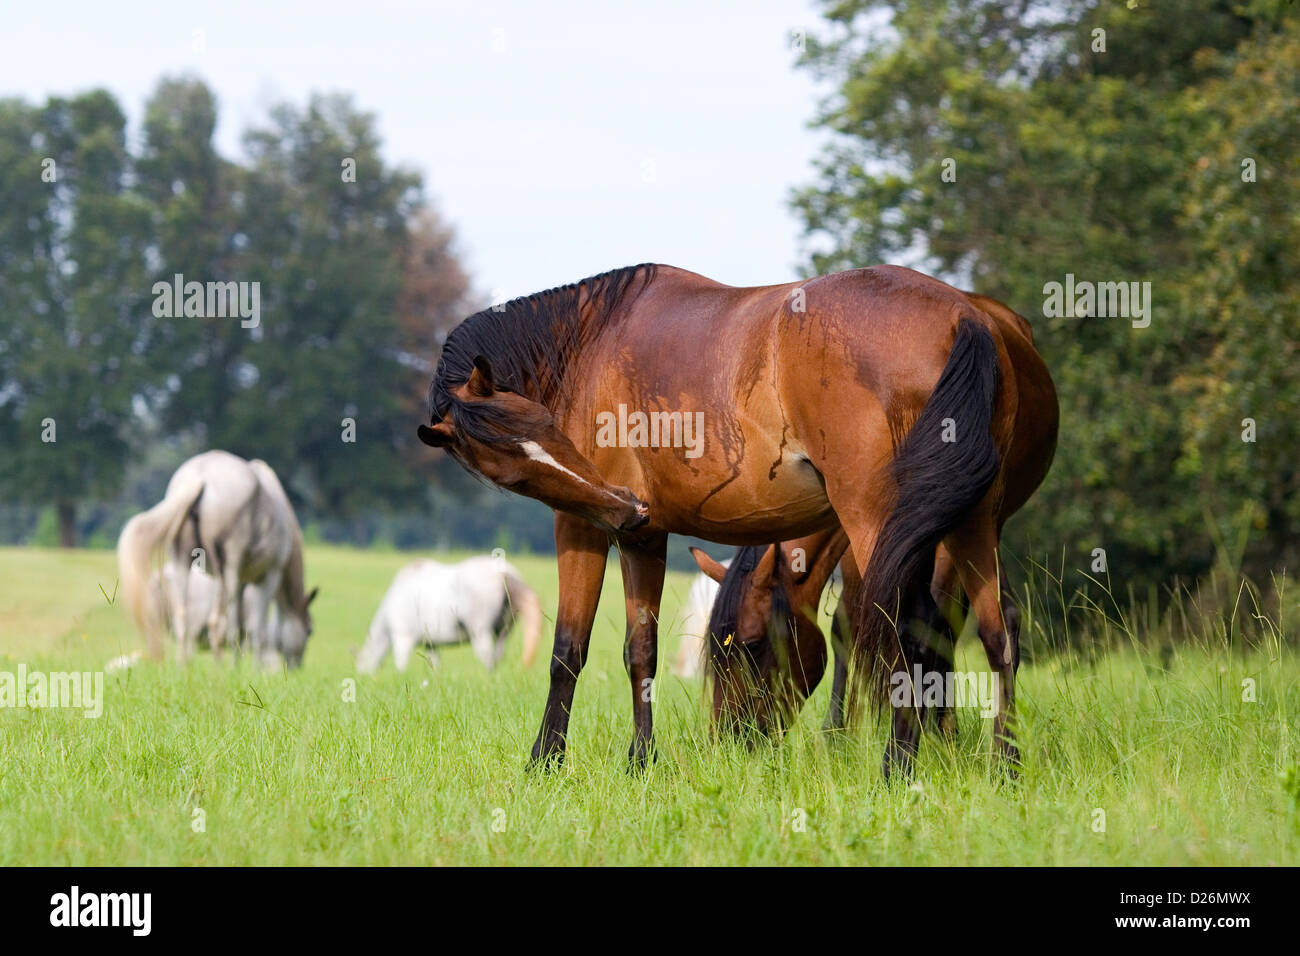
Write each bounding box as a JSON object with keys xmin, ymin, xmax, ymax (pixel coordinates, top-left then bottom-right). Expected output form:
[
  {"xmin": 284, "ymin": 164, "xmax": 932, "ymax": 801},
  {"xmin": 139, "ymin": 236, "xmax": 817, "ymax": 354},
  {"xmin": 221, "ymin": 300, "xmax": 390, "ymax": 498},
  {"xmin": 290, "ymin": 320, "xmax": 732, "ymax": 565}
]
[{"xmin": 429, "ymin": 263, "xmax": 658, "ymax": 444}]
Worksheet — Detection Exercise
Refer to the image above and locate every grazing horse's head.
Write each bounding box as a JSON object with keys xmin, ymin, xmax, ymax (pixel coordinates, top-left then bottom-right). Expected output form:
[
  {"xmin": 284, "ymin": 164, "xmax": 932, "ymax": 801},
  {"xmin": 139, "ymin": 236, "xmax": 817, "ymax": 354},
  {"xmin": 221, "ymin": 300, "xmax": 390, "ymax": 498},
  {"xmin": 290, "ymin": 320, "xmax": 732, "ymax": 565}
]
[
  {"xmin": 277, "ymin": 586, "xmax": 319, "ymax": 668},
  {"xmin": 419, "ymin": 356, "xmax": 649, "ymax": 534},
  {"xmin": 692, "ymin": 545, "xmax": 826, "ymax": 740}
]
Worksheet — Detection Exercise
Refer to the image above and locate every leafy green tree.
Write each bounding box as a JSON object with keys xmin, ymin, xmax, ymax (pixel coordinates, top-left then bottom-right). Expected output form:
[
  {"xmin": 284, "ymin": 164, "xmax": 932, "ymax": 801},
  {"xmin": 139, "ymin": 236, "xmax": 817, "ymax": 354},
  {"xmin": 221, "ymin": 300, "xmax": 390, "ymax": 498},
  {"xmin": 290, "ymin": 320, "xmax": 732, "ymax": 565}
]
[
  {"xmin": 793, "ymin": 0, "xmax": 1297, "ymax": 593},
  {"xmin": 0, "ymin": 91, "xmax": 153, "ymax": 545},
  {"xmin": 214, "ymin": 93, "xmax": 431, "ymax": 518},
  {"xmin": 133, "ymin": 76, "xmax": 240, "ymax": 446},
  {"xmin": 1, "ymin": 79, "xmax": 483, "ymax": 547},
  {"xmin": 1175, "ymin": 16, "xmax": 1300, "ymax": 579}
]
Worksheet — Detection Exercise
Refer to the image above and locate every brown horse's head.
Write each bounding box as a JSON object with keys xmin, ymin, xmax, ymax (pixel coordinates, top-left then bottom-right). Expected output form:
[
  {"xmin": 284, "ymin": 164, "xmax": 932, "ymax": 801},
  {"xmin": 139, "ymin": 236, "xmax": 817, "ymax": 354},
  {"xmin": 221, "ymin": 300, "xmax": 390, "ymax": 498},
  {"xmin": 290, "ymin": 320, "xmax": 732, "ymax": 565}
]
[
  {"xmin": 691, "ymin": 544, "xmax": 827, "ymax": 740},
  {"xmin": 419, "ymin": 356, "xmax": 649, "ymax": 534}
]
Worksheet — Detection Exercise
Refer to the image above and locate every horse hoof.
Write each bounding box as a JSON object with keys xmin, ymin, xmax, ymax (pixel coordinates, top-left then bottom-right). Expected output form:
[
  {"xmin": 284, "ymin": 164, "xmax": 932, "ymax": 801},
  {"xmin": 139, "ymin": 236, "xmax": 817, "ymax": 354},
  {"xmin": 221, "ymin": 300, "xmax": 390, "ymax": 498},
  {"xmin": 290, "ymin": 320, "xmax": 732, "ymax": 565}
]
[
  {"xmin": 937, "ymin": 712, "xmax": 959, "ymax": 744},
  {"xmin": 881, "ymin": 746, "xmax": 917, "ymax": 782},
  {"xmin": 527, "ymin": 742, "xmax": 565, "ymax": 772},
  {"xmin": 997, "ymin": 742, "xmax": 1022, "ymax": 780},
  {"xmin": 626, "ymin": 742, "xmax": 655, "ymax": 773}
]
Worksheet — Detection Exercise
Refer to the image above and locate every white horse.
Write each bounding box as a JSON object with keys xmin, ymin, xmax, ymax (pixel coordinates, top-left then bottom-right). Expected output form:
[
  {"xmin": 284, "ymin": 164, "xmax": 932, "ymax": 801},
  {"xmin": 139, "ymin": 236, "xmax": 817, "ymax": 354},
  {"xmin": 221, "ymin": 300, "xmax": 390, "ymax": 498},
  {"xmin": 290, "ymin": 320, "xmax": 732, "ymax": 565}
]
[
  {"xmin": 670, "ymin": 559, "xmax": 729, "ymax": 679},
  {"xmin": 150, "ymin": 565, "xmax": 272, "ymax": 652},
  {"xmin": 356, "ymin": 556, "xmax": 542, "ymax": 673},
  {"xmin": 117, "ymin": 450, "xmax": 317, "ymax": 666},
  {"xmin": 108, "ymin": 567, "xmax": 273, "ymax": 671}
]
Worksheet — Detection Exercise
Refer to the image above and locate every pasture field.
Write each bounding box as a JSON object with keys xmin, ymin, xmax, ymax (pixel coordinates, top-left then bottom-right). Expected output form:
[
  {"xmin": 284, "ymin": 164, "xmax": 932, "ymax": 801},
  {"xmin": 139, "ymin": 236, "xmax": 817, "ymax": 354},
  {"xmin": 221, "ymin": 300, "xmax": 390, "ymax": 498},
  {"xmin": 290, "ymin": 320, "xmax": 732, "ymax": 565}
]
[{"xmin": 0, "ymin": 545, "xmax": 1297, "ymax": 866}]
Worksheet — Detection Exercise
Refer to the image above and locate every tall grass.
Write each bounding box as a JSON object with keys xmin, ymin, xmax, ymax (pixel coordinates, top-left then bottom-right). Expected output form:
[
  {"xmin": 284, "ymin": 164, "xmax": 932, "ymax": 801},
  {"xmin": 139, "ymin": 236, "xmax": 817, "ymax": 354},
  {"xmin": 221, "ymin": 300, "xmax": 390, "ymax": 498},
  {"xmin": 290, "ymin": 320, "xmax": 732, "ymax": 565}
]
[{"xmin": 0, "ymin": 546, "xmax": 1295, "ymax": 865}]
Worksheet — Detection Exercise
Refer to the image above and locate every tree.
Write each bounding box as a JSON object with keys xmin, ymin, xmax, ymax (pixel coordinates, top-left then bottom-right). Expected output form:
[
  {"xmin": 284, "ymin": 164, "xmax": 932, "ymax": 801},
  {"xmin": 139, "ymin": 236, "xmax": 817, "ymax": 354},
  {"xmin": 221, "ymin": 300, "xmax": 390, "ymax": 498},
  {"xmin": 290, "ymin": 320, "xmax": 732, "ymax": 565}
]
[
  {"xmin": 133, "ymin": 76, "xmax": 240, "ymax": 448},
  {"xmin": 0, "ymin": 80, "xmax": 484, "ymax": 548},
  {"xmin": 0, "ymin": 90, "xmax": 153, "ymax": 545},
  {"xmin": 211, "ymin": 93, "xmax": 431, "ymax": 520},
  {"xmin": 792, "ymin": 0, "xmax": 1297, "ymax": 593}
]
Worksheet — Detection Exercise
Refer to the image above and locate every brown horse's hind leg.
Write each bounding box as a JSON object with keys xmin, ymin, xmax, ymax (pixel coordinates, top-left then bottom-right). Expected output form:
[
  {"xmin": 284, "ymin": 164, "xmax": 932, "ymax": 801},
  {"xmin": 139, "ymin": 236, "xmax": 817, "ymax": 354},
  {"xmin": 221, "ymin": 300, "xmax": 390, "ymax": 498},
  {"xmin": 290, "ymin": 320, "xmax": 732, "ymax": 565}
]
[
  {"xmin": 835, "ymin": 515, "xmax": 925, "ymax": 776},
  {"xmin": 948, "ymin": 521, "xmax": 1020, "ymax": 770},
  {"xmin": 529, "ymin": 513, "xmax": 608, "ymax": 769},
  {"xmin": 823, "ymin": 550, "xmax": 860, "ymax": 732},
  {"xmin": 927, "ymin": 545, "xmax": 962, "ymax": 742},
  {"xmin": 882, "ymin": 550, "xmax": 945, "ymax": 778},
  {"xmin": 618, "ymin": 534, "xmax": 668, "ymax": 771}
]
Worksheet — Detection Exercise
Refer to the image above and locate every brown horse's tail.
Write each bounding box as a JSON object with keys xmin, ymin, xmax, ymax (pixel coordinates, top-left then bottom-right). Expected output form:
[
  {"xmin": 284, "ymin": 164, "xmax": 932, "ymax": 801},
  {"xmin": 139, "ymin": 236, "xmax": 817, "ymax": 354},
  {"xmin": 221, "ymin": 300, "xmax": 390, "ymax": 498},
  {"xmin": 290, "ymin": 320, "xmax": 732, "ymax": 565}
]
[{"xmin": 852, "ymin": 317, "xmax": 1001, "ymax": 713}]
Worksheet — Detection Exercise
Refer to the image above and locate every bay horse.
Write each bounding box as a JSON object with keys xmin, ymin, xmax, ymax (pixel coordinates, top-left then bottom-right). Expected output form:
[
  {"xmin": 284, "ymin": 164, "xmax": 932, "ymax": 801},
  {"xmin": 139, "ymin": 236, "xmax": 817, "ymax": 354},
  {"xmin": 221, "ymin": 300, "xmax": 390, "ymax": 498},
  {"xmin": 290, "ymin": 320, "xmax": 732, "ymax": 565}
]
[
  {"xmin": 419, "ymin": 264, "xmax": 1057, "ymax": 775},
  {"xmin": 692, "ymin": 292, "xmax": 1058, "ymax": 754},
  {"xmin": 688, "ymin": 541, "xmax": 839, "ymax": 740},
  {"xmin": 356, "ymin": 555, "xmax": 543, "ymax": 673}
]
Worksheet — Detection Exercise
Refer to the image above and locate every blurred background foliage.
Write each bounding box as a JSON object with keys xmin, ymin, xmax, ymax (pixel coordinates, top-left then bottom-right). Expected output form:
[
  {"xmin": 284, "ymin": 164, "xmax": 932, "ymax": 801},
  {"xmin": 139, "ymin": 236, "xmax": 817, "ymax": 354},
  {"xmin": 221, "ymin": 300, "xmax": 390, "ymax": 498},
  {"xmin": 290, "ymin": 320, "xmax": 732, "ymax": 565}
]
[
  {"xmin": 0, "ymin": 77, "xmax": 557, "ymax": 557},
  {"xmin": 791, "ymin": 0, "xmax": 1299, "ymax": 607},
  {"xmin": 0, "ymin": 0, "xmax": 1296, "ymax": 593}
]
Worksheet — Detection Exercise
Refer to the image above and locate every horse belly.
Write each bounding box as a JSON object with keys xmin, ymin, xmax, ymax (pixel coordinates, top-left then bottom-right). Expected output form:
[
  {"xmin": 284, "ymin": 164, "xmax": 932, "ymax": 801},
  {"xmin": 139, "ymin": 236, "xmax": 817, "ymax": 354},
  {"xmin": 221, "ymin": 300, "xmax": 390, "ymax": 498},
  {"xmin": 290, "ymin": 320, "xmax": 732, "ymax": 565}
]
[
  {"xmin": 643, "ymin": 442, "xmax": 836, "ymax": 544},
  {"xmin": 410, "ymin": 586, "xmax": 461, "ymax": 645}
]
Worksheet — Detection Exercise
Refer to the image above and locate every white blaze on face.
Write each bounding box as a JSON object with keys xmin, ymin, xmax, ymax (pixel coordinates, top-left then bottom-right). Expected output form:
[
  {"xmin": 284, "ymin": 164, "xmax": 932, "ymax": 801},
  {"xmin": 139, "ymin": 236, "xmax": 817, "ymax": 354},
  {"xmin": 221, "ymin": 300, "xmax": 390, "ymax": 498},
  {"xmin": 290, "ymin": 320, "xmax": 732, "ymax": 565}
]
[{"xmin": 518, "ymin": 440, "xmax": 593, "ymax": 489}]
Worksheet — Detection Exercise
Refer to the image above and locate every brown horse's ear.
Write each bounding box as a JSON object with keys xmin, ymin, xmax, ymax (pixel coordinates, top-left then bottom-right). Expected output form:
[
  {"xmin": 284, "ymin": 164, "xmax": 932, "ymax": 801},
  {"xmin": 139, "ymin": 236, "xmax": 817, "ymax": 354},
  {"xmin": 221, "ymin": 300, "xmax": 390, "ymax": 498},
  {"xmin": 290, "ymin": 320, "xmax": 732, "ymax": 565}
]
[
  {"xmin": 466, "ymin": 356, "xmax": 495, "ymax": 398},
  {"xmin": 752, "ymin": 544, "xmax": 778, "ymax": 587},
  {"xmin": 306, "ymin": 587, "xmax": 319, "ymax": 608},
  {"xmin": 690, "ymin": 547, "xmax": 728, "ymax": 583},
  {"xmin": 418, "ymin": 422, "xmax": 455, "ymax": 448}
]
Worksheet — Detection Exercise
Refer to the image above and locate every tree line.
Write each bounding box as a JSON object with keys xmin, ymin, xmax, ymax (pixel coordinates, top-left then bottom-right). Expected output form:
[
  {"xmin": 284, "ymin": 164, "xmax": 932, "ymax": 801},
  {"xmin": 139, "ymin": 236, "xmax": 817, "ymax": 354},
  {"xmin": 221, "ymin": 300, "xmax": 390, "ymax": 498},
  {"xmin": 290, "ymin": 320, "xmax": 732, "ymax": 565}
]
[
  {"xmin": 4, "ymin": 2, "xmax": 1297, "ymax": 603},
  {"xmin": 792, "ymin": 0, "xmax": 1299, "ymax": 602},
  {"xmin": 0, "ymin": 77, "xmax": 555, "ymax": 553}
]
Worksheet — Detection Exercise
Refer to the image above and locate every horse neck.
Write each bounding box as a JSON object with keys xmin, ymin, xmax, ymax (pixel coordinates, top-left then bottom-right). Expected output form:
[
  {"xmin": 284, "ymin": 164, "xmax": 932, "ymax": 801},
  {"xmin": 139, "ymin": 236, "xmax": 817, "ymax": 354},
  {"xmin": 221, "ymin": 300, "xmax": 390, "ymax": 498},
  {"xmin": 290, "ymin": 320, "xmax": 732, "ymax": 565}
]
[
  {"xmin": 279, "ymin": 530, "xmax": 306, "ymax": 610},
  {"xmin": 789, "ymin": 528, "xmax": 850, "ymax": 607},
  {"xmin": 534, "ymin": 265, "xmax": 659, "ymax": 414}
]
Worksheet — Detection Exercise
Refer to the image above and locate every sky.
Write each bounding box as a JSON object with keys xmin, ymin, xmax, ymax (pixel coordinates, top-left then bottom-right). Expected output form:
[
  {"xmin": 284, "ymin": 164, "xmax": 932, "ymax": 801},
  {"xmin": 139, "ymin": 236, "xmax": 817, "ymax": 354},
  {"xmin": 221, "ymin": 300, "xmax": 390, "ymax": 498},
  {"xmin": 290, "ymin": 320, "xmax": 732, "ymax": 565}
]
[{"xmin": 2, "ymin": 0, "xmax": 830, "ymax": 299}]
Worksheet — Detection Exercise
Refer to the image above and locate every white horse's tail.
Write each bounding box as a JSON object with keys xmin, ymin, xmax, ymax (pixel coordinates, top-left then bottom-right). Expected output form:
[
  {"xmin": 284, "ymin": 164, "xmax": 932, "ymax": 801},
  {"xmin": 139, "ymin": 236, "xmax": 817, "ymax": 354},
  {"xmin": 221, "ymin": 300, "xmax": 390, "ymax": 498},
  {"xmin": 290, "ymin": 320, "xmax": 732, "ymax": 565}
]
[
  {"xmin": 116, "ymin": 478, "xmax": 204, "ymax": 658},
  {"xmin": 502, "ymin": 568, "xmax": 543, "ymax": 668}
]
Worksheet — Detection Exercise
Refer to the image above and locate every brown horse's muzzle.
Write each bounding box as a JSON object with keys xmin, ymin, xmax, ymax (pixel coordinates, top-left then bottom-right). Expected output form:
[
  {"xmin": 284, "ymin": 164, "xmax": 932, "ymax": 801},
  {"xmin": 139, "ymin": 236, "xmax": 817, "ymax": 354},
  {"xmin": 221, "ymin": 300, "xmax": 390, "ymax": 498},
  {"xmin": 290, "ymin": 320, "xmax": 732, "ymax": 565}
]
[
  {"xmin": 542, "ymin": 471, "xmax": 648, "ymax": 535},
  {"xmin": 607, "ymin": 490, "xmax": 650, "ymax": 534}
]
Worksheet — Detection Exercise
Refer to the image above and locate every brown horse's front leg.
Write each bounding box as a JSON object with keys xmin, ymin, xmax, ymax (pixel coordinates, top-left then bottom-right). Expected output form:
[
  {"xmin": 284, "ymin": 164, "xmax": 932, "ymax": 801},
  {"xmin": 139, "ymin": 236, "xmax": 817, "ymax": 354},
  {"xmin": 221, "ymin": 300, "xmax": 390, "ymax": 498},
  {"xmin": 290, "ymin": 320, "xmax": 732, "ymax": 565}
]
[
  {"xmin": 618, "ymin": 534, "xmax": 667, "ymax": 772},
  {"xmin": 529, "ymin": 513, "xmax": 608, "ymax": 770}
]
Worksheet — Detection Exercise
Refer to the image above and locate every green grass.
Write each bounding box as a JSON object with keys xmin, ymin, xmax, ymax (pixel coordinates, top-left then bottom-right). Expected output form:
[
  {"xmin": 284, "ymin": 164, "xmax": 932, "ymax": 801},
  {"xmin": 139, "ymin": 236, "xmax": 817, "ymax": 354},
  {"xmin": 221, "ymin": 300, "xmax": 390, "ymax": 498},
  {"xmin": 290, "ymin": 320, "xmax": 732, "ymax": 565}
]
[{"xmin": 0, "ymin": 544, "xmax": 1297, "ymax": 865}]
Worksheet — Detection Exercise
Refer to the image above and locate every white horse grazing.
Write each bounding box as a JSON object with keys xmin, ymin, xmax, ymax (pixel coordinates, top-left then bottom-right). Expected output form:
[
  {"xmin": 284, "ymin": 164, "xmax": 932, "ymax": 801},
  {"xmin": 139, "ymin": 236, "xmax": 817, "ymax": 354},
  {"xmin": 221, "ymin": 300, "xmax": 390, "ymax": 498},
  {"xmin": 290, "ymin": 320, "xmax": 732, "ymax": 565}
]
[
  {"xmin": 670, "ymin": 559, "xmax": 729, "ymax": 679},
  {"xmin": 117, "ymin": 450, "xmax": 317, "ymax": 666},
  {"xmin": 150, "ymin": 565, "xmax": 269, "ymax": 652},
  {"xmin": 110, "ymin": 568, "xmax": 268, "ymax": 670},
  {"xmin": 356, "ymin": 556, "xmax": 542, "ymax": 674}
]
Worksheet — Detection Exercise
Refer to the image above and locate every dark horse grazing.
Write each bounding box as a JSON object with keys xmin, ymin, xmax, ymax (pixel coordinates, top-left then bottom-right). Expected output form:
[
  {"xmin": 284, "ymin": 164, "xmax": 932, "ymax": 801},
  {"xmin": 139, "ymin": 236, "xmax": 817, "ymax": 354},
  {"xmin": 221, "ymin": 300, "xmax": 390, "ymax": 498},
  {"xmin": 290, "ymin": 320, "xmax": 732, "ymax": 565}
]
[
  {"xmin": 691, "ymin": 292, "xmax": 1058, "ymax": 757},
  {"xmin": 419, "ymin": 264, "xmax": 1057, "ymax": 776},
  {"xmin": 688, "ymin": 538, "xmax": 846, "ymax": 739}
]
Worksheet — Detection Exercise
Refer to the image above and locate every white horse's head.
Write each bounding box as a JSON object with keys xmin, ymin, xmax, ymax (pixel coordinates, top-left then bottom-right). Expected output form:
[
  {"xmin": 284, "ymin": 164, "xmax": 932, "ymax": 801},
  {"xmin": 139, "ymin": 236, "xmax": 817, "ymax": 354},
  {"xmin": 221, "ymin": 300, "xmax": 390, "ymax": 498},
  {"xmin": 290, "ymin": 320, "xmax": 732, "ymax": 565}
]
[{"xmin": 276, "ymin": 586, "xmax": 319, "ymax": 668}]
